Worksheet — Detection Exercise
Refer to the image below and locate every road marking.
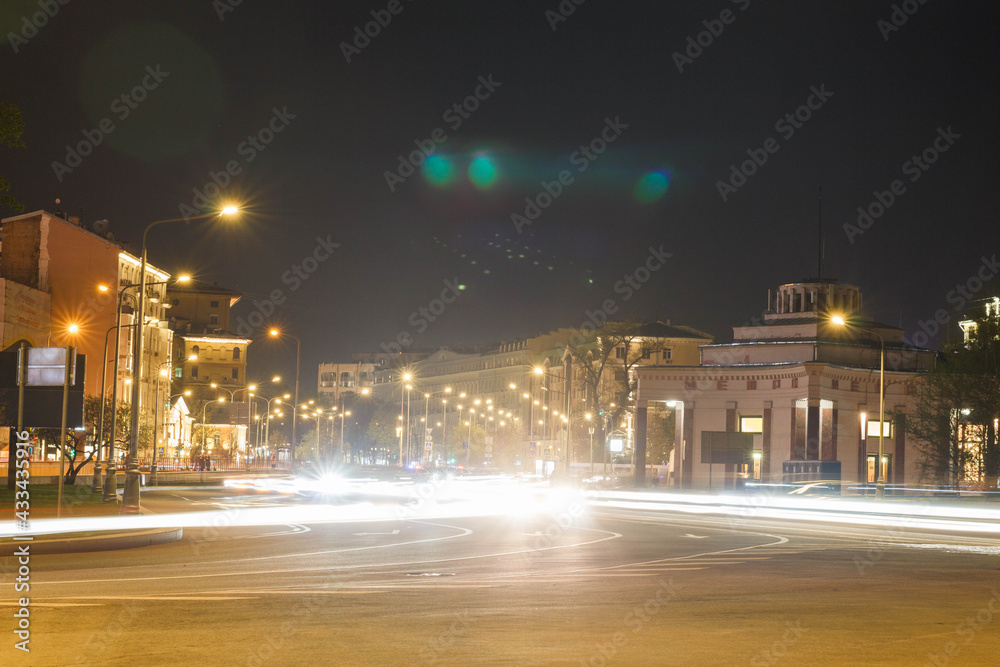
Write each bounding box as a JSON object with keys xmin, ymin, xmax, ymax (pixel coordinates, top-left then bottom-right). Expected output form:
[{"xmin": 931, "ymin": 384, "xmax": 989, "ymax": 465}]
[
  {"xmin": 32, "ymin": 523, "xmax": 622, "ymax": 587},
  {"xmin": 353, "ymin": 529, "xmax": 400, "ymax": 536},
  {"xmin": 0, "ymin": 601, "xmax": 101, "ymax": 607},
  {"xmin": 682, "ymin": 534, "xmax": 709, "ymax": 539},
  {"xmin": 199, "ymin": 523, "xmax": 311, "ymax": 542}
]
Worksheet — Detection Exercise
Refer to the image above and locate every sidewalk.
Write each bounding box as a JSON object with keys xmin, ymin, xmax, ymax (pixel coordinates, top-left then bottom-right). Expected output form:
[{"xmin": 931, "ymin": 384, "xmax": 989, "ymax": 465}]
[{"xmin": 0, "ymin": 526, "xmax": 183, "ymax": 556}]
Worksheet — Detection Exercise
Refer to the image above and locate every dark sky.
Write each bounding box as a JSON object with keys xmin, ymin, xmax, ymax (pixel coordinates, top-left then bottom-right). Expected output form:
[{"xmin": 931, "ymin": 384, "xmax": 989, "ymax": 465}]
[{"xmin": 3, "ymin": 1, "xmax": 998, "ymax": 387}]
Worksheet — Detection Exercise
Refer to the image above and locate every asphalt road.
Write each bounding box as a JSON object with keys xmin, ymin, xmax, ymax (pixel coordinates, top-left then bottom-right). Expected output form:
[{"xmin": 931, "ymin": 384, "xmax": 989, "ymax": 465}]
[{"xmin": 4, "ymin": 481, "xmax": 1000, "ymax": 666}]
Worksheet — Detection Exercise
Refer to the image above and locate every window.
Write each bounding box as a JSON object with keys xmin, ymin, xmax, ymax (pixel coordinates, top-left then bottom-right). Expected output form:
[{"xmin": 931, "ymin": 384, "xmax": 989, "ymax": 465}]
[
  {"xmin": 209, "ymin": 314, "xmax": 219, "ymax": 326},
  {"xmin": 641, "ymin": 349, "xmax": 651, "ymax": 360},
  {"xmin": 740, "ymin": 417, "xmax": 763, "ymax": 433},
  {"xmin": 663, "ymin": 348, "xmax": 672, "ymax": 361},
  {"xmin": 233, "ymin": 347, "xmax": 240, "ymax": 360},
  {"xmin": 210, "ymin": 300, "xmax": 220, "ymax": 308},
  {"xmin": 174, "ymin": 367, "xmax": 182, "ymax": 379},
  {"xmin": 615, "ymin": 370, "xmax": 627, "ymax": 382},
  {"xmin": 191, "ymin": 345, "xmax": 199, "ymax": 355},
  {"xmin": 190, "ymin": 366, "xmax": 198, "ymax": 379},
  {"xmin": 232, "ymin": 367, "xmax": 239, "ymax": 381},
  {"xmin": 615, "ymin": 346, "xmax": 626, "ymax": 359},
  {"xmin": 867, "ymin": 420, "xmax": 892, "ymax": 438}
]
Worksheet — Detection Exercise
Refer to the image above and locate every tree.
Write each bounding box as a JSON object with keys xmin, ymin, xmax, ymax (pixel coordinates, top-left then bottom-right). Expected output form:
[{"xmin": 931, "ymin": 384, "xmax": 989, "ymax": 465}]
[
  {"xmin": 906, "ymin": 309, "xmax": 1000, "ymax": 488},
  {"xmin": 569, "ymin": 321, "xmax": 661, "ymax": 461},
  {"xmin": 366, "ymin": 405, "xmax": 401, "ymax": 463},
  {"xmin": 1, "ymin": 103, "xmax": 26, "ymax": 212},
  {"xmin": 645, "ymin": 403, "xmax": 676, "ymax": 465}
]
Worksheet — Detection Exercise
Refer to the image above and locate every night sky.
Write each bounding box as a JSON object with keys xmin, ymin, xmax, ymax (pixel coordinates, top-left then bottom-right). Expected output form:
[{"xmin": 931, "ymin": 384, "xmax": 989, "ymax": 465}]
[{"xmin": 3, "ymin": 1, "xmax": 998, "ymax": 386}]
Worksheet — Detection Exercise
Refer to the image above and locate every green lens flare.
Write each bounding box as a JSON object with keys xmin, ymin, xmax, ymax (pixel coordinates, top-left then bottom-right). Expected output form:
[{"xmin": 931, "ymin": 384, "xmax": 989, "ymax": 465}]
[
  {"xmin": 422, "ymin": 155, "xmax": 455, "ymax": 187},
  {"xmin": 468, "ymin": 156, "xmax": 498, "ymax": 189},
  {"xmin": 635, "ymin": 171, "xmax": 671, "ymax": 203}
]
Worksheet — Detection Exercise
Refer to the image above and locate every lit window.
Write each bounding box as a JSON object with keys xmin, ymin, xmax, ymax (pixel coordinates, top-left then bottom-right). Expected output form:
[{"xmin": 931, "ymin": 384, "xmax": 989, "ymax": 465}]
[
  {"xmin": 867, "ymin": 420, "xmax": 892, "ymax": 438},
  {"xmin": 740, "ymin": 417, "xmax": 763, "ymax": 433}
]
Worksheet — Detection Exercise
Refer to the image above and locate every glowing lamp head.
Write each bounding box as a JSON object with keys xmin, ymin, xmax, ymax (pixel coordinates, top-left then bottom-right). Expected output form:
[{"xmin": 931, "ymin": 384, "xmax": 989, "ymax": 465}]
[
  {"xmin": 221, "ymin": 205, "xmax": 239, "ymax": 216},
  {"xmin": 831, "ymin": 315, "xmax": 846, "ymax": 326},
  {"xmin": 67, "ymin": 324, "xmax": 79, "ymax": 334}
]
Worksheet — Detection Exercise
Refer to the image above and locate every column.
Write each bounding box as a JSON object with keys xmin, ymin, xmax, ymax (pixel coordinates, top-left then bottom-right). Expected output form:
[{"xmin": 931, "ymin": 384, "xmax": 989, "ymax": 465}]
[{"xmin": 633, "ymin": 400, "xmax": 648, "ymax": 488}]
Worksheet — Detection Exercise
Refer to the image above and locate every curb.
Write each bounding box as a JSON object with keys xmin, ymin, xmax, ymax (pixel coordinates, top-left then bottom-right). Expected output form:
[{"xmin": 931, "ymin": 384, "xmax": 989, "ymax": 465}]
[{"xmin": 0, "ymin": 527, "xmax": 183, "ymax": 556}]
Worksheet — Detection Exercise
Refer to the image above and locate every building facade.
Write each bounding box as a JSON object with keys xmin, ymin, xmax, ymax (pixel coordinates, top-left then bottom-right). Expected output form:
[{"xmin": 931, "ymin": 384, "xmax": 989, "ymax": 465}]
[
  {"xmin": 166, "ymin": 280, "xmax": 251, "ymax": 463},
  {"xmin": 634, "ymin": 279, "xmax": 935, "ymax": 490},
  {"xmin": 0, "ymin": 210, "xmax": 177, "ymax": 462}
]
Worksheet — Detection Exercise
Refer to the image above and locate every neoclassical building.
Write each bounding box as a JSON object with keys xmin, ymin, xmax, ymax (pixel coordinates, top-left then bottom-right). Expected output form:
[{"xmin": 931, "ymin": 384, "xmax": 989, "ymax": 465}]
[{"xmin": 634, "ymin": 279, "xmax": 935, "ymax": 491}]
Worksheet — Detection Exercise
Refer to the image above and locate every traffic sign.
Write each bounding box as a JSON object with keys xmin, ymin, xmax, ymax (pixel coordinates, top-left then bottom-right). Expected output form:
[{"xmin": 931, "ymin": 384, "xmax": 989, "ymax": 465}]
[
  {"xmin": 462, "ymin": 441, "xmax": 468, "ymax": 450},
  {"xmin": 425, "ymin": 442, "xmax": 433, "ymax": 451},
  {"xmin": 529, "ymin": 442, "xmax": 536, "ymax": 457},
  {"xmin": 543, "ymin": 447, "xmax": 552, "ymax": 457}
]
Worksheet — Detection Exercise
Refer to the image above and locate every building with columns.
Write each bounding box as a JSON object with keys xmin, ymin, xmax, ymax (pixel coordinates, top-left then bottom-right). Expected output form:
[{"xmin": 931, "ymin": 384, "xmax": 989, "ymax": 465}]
[{"xmin": 634, "ymin": 279, "xmax": 935, "ymax": 491}]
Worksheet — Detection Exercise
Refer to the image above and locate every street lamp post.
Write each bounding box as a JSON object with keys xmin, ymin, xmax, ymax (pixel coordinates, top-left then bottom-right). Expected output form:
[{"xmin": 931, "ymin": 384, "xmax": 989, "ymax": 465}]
[
  {"xmin": 103, "ymin": 287, "xmax": 139, "ymax": 503},
  {"xmin": 586, "ymin": 413, "xmax": 594, "ymax": 476},
  {"xmin": 201, "ymin": 398, "xmax": 226, "ymax": 466},
  {"xmin": 832, "ymin": 315, "xmax": 887, "ymax": 498},
  {"xmin": 269, "ymin": 330, "xmax": 300, "ymax": 468},
  {"xmin": 148, "ymin": 359, "xmax": 175, "ymax": 485},
  {"xmin": 398, "ymin": 372, "xmax": 412, "ymax": 467},
  {"xmin": 93, "ymin": 323, "xmax": 118, "ymax": 493},
  {"xmin": 122, "ymin": 207, "xmax": 237, "ymax": 514}
]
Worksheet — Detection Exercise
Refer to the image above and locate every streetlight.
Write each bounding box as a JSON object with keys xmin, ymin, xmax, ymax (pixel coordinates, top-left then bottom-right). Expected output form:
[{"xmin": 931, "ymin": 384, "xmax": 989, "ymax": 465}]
[
  {"xmin": 148, "ymin": 359, "xmax": 177, "ymax": 485},
  {"xmin": 399, "ymin": 372, "xmax": 412, "ymax": 467},
  {"xmin": 832, "ymin": 315, "xmax": 886, "ymax": 498},
  {"xmin": 201, "ymin": 397, "xmax": 225, "ymax": 466},
  {"xmin": 586, "ymin": 413, "xmax": 595, "ymax": 476},
  {"xmin": 166, "ymin": 390, "xmax": 192, "ymax": 467},
  {"xmin": 122, "ymin": 207, "xmax": 237, "ymax": 514},
  {"xmin": 269, "ymin": 330, "xmax": 301, "ymax": 468}
]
